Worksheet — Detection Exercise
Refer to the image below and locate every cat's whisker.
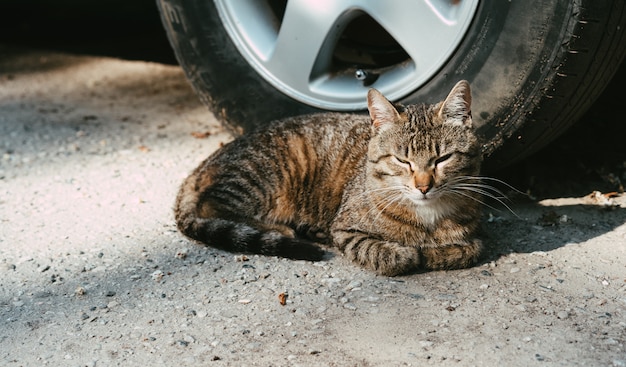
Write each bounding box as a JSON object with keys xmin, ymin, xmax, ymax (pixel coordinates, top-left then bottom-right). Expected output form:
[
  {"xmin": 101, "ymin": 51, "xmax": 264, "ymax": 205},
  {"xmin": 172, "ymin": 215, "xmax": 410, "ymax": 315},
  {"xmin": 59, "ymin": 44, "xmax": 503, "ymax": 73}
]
[
  {"xmin": 351, "ymin": 186, "xmax": 408, "ymax": 216},
  {"xmin": 352, "ymin": 186, "xmax": 406, "ymax": 200},
  {"xmin": 445, "ymin": 188, "xmax": 510, "ymax": 215},
  {"xmin": 447, "ymin": 184, "xmax": 507, "ymax": 202},
  {"xmin": 445, "ymin": 185, "xmax": 519, "ymax": 217},
  {"xmin": 443, "ymin": 175, "xmax": 522, "ymax": 206},
  {"xmin": 475, "ymin": 176, "xmax": 527, "ymax": 196},
  {"xmin": 452, "ymin": 176, "xmax": 527, "ymax": 197},
  {"xmin": 365, "ymin": 190, "xmax": 406, "ymax": 230},
  {"xmin": 449, "ymin": 183, "xmax": 508, "ymax": 200}
]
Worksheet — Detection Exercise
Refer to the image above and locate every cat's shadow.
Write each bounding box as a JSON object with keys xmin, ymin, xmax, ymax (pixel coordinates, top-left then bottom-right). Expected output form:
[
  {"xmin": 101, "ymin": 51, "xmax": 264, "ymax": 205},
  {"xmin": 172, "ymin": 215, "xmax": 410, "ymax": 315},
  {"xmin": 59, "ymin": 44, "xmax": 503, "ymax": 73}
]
[{"xmin": 478, "ymin": 201, "xmax": 626, "ymax": 263}]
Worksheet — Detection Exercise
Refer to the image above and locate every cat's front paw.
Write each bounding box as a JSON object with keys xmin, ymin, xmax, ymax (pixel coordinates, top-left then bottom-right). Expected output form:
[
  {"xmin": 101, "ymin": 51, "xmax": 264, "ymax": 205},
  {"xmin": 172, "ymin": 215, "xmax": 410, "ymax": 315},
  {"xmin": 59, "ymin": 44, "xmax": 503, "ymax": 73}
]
[
  {"xmin": 345, "ymin": 241, "xmax": 421, "ymax": 277},
  {"xmin": 421, "ymin": 239, "xmax": 482, "ymax": 270}
]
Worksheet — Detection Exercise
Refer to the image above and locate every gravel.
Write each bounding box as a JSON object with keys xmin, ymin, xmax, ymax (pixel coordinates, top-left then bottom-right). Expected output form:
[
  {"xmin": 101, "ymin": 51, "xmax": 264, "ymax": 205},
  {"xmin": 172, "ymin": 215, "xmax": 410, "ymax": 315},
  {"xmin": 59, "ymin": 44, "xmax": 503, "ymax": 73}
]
[{"xmin": 1, "ymin": 47, "xmax": 625, "ymax": 366}]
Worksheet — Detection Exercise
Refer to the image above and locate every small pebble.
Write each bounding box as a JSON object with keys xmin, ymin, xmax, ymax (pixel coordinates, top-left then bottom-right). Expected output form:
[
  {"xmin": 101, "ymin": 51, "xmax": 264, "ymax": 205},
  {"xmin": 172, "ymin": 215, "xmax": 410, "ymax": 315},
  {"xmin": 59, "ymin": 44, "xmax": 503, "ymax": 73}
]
[
  {"xmin": 107, "ymin": 301, "xmax": 119, "ymax": 308},
  {"xmin": 196, "ymin": 310, "xmax": 208, "ymax": 318},
  {"xmin": 345, "ymin": 280, "xmax": 362, "ymax": 290},
  {"xmin": 175, "ymin": 248, "xmax": 188, "ymax": 259},
  {"xmin": 151, "ymin": 270, "xmax": 164, "ymax": 282},
  {"xmin": 234, "ymin": 255, "xmax": 249, "ymax": 262}
]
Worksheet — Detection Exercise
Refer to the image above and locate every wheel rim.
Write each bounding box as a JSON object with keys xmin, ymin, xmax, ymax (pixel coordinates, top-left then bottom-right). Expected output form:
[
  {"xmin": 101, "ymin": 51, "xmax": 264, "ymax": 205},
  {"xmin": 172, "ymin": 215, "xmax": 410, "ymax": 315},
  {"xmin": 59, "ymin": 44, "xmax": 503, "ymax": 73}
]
[{"xmin": 215, "ymin": 0, "xmax": 479, "ymax": 110}]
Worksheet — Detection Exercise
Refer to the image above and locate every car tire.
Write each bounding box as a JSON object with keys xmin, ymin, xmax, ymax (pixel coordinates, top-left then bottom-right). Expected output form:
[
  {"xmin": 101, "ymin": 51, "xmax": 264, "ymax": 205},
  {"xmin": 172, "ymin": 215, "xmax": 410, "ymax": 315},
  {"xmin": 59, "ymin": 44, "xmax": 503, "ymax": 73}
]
[{"xmin": 157, "ymin": 0, "xmax": 626, "ymax": 169}]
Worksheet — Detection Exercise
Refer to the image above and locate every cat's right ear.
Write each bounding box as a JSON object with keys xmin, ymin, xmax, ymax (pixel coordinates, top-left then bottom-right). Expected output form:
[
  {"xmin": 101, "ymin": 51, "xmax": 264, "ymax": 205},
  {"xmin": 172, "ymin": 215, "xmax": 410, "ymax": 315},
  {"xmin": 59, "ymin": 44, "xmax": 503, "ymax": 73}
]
[{"xmin": 367, "ymin": 89, "xmax": 401, "ymax": 131}]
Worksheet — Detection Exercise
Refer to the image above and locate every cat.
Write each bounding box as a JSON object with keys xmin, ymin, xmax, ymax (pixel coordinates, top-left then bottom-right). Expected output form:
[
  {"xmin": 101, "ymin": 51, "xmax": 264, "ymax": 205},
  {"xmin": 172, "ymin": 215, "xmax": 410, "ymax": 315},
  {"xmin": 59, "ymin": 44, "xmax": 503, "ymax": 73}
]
[{"xmin": 175, "ymin": 80, "xmax": 484, "ymax": 276}]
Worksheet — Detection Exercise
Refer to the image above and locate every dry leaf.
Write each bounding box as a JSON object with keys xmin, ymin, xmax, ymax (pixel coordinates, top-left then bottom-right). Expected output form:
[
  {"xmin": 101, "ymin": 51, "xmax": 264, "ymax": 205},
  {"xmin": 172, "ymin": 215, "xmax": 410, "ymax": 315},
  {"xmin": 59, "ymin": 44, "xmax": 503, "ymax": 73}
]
[
  {"xmin": 585, "ymin": 190, "xmax": 620, "ymax": 208},
  {"xmin": 278, "ymin": 292, "xmax": 287, "ymax": 306},
  {"xmin": 191, "ymin": 131, "xmax": 212, "ymax": 139}
]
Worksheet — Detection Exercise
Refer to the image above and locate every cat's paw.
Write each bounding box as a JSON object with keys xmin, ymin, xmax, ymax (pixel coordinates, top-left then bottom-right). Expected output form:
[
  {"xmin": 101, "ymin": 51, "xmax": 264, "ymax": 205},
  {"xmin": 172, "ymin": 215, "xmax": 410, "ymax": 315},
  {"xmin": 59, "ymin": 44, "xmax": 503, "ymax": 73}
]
[
  {"xmin": 421, "ymin": 239, "xmax": 482, "ymax": 270},
  {"xmin": 262, "ymin": 232, "xmax": 326, "ymax": 261},
  {"xmin": 345, "ymin": 241, "xmax": 421, "ymax": 277},
  {"xmin": 297, "ymin": 226, "xmax": 330, "ymax": 243}
]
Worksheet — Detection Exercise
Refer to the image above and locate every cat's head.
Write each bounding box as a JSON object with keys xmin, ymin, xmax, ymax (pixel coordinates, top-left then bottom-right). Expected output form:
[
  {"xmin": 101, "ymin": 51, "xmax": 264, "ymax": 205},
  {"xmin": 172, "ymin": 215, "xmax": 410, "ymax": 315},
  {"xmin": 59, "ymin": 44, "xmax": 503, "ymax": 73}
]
[{"xmin": 365, "ymin": 80, "xmax": 482, "ymax": 210}]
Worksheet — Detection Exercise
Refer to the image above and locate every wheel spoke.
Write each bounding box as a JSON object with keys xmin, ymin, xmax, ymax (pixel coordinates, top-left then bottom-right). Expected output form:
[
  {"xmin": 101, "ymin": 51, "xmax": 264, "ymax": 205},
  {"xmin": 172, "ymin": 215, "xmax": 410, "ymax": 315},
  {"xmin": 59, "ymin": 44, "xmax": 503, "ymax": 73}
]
[
  {"xmin": 264, "ymin": 1, "xmax": 357, "ymax": 92},
  {"xmin": 361, "ymin": 0, "xmax": 477, "ymax": 72}
]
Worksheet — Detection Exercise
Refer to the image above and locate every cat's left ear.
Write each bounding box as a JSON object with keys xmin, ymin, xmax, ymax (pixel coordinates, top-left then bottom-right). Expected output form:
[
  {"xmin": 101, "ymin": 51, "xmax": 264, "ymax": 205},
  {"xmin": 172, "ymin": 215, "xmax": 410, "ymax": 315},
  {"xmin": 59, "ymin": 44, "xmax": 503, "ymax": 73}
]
[
  {"xmin": 367, "ymin": 89, "xmax": 401, "ymax": 131},
  {"xmin": 438, "ymin": 80, "xmax": 472, "ymax": 127}
]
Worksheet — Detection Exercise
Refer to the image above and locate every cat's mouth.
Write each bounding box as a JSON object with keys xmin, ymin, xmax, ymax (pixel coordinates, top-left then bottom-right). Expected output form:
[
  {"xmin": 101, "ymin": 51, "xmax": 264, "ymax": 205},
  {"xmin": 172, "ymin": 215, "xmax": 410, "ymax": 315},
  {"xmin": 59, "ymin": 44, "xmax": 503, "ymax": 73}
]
[{"xmin": 409, "ymin": 190, "xmax": 440, "ymax": 205}]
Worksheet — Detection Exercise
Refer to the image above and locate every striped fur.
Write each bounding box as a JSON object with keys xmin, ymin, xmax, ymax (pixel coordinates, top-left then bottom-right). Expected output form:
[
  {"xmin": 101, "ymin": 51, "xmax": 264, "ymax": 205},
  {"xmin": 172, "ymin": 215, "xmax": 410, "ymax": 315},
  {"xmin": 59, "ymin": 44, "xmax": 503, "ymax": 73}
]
[{"xmin": 175, "ymin": 80, "xmax": 484, "ymax": 276}]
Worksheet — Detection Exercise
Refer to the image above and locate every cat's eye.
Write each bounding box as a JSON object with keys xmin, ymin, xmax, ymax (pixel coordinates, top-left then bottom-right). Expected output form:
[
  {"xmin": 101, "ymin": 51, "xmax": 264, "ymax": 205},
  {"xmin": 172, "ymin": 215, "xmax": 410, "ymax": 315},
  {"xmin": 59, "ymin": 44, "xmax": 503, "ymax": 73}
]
[
  {"xmin": 435, "ymin": 153, "xmax": 454, "ymax": 166},
  {"xmin": 394, "ymin": 156, "xmax": 411, "ymax": 165}
]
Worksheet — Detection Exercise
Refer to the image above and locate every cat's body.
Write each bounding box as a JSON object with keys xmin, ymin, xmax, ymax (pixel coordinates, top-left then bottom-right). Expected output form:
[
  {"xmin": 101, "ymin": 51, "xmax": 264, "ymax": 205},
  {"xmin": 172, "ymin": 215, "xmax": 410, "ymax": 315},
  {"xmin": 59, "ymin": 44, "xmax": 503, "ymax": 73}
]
[{"xmin": 175, "ymin": 81, "xmax": 483, "ymax": 276}]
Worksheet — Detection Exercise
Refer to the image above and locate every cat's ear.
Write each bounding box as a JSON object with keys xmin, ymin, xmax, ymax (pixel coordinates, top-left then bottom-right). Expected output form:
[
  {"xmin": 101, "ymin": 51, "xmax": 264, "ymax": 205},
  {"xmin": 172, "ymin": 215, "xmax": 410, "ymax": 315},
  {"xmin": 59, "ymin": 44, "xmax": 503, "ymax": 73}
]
[
  {"xmin": 367, "ymin": 89, "xmax": 401, "ymax": 131},
  {"xmin": 438, "ymin": 80, "xmax": 472, "ymax": 127}
]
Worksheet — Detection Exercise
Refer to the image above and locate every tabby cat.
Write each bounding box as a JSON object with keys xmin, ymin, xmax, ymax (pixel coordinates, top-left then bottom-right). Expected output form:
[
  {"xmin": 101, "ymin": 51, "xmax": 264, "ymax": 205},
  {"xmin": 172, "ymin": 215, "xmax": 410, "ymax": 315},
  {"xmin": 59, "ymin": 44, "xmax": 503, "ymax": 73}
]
[{"xmin": 175, "ymin": 80, "xmax": 484, "ymax": 276}]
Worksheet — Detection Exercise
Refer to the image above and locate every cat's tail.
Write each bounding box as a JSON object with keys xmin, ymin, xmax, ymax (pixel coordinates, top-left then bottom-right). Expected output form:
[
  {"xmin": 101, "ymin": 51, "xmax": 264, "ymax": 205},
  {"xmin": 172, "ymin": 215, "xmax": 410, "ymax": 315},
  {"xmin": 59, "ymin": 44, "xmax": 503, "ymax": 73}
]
[
  {"xmin": 174, "ymin": 177, "xmax": 325, "ymax": 261},
  {"xmin": 176, "ymin": 216, "xmax": 325, "ymax": 260}
]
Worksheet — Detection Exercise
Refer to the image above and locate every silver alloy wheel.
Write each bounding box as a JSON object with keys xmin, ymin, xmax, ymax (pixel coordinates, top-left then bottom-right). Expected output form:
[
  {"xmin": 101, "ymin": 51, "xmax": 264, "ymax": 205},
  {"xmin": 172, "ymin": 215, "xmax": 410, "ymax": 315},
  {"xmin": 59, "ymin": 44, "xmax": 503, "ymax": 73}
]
[{"xmin": 215, "ymin": 0, "xmax": 479, "ymax": 110}]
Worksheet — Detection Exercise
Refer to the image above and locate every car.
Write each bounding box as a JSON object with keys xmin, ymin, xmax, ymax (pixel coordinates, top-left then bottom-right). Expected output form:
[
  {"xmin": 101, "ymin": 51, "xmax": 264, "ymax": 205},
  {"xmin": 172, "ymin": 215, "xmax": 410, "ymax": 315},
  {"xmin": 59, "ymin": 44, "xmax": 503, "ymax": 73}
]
[{"xmin": 157, "ymin": 0, "xmax": 626, "ymax": 170}]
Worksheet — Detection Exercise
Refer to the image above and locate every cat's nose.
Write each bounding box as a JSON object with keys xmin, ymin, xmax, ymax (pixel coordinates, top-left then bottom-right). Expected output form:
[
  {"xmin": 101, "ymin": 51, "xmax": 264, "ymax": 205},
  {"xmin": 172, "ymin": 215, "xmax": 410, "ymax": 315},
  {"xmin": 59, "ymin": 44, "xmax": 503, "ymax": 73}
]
[
  {"xmin": 413, "ymin": 172, "xmax": 433, "ymax": 194},
  {"xmin": 417, "ymin": 185, "xmax": 430, "ymax": 194}
]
